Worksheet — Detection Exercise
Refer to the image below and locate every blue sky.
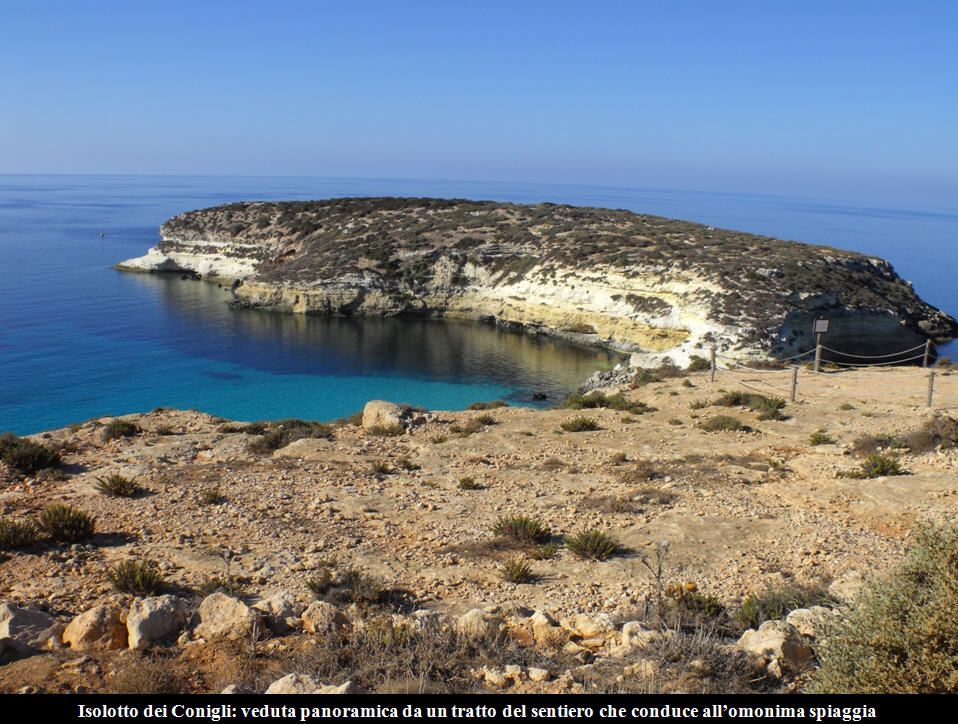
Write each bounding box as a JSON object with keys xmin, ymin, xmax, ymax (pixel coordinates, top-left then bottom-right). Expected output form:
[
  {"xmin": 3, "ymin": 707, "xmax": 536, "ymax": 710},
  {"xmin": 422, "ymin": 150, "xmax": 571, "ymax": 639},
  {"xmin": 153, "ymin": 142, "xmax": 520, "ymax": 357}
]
[{"xmin": 2, "ymin": 1, "xmax": 956, "ymax": 205}]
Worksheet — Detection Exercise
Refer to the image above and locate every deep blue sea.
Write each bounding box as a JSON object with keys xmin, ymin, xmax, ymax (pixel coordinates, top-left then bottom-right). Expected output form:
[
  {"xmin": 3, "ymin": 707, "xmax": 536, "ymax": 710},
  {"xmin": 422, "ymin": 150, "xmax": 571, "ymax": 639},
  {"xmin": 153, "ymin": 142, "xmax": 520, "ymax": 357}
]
[{"xmin": 2, "ymin": 174, "xmax": 956, "ymax": 435}]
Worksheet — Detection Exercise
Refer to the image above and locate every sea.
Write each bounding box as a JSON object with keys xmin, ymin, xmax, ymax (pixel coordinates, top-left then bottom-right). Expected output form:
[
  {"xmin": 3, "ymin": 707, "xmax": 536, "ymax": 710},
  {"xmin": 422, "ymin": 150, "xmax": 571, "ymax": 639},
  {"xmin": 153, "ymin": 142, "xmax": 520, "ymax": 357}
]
[{"xmin": 1, "ymin": 174, "xmax": 956, "ymax": 436}]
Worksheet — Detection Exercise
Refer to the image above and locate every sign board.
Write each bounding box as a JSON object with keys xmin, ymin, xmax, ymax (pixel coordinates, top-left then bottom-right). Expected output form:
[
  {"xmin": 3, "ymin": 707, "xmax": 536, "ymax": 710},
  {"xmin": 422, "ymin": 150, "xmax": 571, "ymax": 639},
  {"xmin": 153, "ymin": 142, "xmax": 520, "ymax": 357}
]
[{"xmin": 813, "ymin": 319, "xmax": 830, "ymax": 334}]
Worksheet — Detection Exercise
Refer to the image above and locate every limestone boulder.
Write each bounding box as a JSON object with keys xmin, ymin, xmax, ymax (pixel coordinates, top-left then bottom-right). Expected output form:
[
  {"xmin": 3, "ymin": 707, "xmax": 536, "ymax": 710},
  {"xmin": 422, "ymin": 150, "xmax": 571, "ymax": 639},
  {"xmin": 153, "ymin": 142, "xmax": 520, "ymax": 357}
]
[
  {"xmin": 736, "ymin": 620, "xmax": 813, "ymax": 672},
  {"xmin": 785, "ymin": 606, "xmax": 835, "ymax": 639},
  {"xmin": 195, "ymin": 593, "xmax": 264, "ymax": 641},
  {"xmin": 127, "ymin": 595, "xmax": 187, "ymax": 649},
  {"xmin": 265, "ymin": 673, "xmax": 320, "ymax": 694},
  {"xmin": 253, "ymin": 591, "xmax": 301, "ymax": 635},
  {"xmin": 362, "ymin": 401, "xmax": 410, "ymax": 432},
  {"xmin": 317, "ymin": 680, "xmax": 362, "ymax": 694},
  {"xmin": 457, "ymin": 608, "xmax": 503, "ymax": 640},
  {"xmin": 301, "ymin": 601, "xmax": 347, "ymax": 635},
  {"xmin": 560, "ymin": 612, "xmax": 615, "ymax": 639},
  {"xmin": 63, "ymin": 605, "xmax": 127, "ymax": 651},
  {"xmin": 0, "ymin": 603, "xmax": 64, "ymax": 655}
]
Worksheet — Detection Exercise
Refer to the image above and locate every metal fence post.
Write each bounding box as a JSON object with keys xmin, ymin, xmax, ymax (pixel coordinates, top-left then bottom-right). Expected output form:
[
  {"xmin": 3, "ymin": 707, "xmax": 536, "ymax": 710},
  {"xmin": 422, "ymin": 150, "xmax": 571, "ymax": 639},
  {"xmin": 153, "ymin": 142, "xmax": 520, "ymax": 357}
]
[
  {"xmin": 814, "ymin": 337, "xmax": 822, "ymax": 373},
  {"xmin": 790, "ymin": 367, "xmax": 798, "ymax": 402},
  {"xmin": 710, "ymin": 347, "xmax": 716, "ymax": 382},
  {"xmin": 928, "ymin": 369, "xmax": 936, "ymax": 408}
]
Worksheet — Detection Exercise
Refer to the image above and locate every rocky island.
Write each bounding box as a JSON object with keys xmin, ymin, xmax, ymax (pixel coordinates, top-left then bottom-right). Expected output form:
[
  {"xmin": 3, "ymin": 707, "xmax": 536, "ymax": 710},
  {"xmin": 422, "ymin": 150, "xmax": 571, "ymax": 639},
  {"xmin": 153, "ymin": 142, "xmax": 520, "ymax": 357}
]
[{"xmin": 117, "ymin": 197, "xmax": 956, "ymax": 366}]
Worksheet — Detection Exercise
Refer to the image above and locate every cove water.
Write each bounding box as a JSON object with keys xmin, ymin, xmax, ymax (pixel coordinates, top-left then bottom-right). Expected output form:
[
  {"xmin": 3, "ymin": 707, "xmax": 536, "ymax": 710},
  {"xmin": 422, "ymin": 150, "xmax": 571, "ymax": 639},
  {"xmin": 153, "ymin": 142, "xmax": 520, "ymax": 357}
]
[{"xmin": 1, "ymin": 175, "xmax": 956, "ymax": 435}]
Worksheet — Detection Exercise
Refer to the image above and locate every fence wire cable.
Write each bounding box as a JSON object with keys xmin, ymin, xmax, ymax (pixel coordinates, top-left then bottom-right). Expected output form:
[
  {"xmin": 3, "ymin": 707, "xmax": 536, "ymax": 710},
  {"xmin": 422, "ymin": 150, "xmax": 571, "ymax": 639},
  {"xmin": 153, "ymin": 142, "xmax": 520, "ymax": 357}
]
[
  {"xmin": 829, "ymin": 354, "xmax": 926, "ymax": 367},
  {"xmin": 819, "ymin": 343, "xmax": 927, "ymax": 359},
  {"xmin": 715, "ymin": 367, "xmax": 793, "ymax": 394}
]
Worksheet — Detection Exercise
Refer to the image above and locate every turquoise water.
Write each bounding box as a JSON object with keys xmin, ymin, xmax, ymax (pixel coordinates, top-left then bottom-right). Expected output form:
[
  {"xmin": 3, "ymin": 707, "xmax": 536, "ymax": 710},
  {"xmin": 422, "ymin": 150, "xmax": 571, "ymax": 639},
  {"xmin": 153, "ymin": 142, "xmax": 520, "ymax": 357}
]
[{"xmin": 1, "ymin": 175, "xmax": 956, "ymax": 435}]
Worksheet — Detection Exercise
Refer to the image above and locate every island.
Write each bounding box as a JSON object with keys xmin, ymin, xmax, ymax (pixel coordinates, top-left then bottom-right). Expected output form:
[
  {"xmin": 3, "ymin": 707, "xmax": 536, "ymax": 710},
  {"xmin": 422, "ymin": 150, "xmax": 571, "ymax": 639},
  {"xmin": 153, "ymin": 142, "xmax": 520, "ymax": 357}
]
[{"xmin": 117, "ymin": 197, "xmax": 956, "ymax": 365}]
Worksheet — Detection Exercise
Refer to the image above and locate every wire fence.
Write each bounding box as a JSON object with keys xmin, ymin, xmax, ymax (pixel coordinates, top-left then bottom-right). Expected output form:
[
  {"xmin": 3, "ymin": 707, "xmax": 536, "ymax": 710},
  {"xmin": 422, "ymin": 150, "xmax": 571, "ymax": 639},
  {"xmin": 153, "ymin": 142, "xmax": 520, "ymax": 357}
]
[{"xmin": 710, "ymin": 339, "xmax": 958, "ymax": 409}]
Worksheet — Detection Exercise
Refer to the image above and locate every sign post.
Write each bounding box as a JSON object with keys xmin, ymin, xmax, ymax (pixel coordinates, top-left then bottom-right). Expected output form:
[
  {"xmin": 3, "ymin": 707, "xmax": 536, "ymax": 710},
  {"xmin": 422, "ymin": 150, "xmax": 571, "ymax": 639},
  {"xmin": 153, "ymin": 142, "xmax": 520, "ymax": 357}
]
[{"xmin": 813, "ymin": 319, "xmax": 829, "ymax": 372}]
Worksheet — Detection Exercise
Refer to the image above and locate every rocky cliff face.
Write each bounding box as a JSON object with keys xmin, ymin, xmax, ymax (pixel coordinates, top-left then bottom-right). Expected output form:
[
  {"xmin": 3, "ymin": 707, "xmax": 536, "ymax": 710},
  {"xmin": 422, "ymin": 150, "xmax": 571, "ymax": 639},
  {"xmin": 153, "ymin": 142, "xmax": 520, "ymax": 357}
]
[{"xmin": 117, "ymin": 197, "xmax": 957, "ymax": 364}]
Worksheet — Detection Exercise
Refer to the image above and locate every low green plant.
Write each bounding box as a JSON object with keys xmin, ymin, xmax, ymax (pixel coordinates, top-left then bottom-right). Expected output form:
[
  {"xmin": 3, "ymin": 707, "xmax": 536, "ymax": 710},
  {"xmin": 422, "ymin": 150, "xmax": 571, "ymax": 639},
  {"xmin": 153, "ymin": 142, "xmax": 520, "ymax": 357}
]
[
  {"xmin": 101, "ymin": 419, "xmax": 139, "ymax": 442},
  {"xmin": 686, "ymin": 356, "xmax": 710, "ymax": 372},
  {"xmin": 369, "ymin": 460, "xmax": 392, "ymax": 475},
  {"xmin": 859, "ymin": 453, "xmax": 902, "ymax": 478},
  {"xmin": 94, "ymin": 472, "xmax": 141, "ymax": 497},
  {"xmin": 108, "ymin": 559, "xmax": 165, "ymax": 595},
  {"xmin": 457, "ymin": 476, "xmax": 482, "ymax": 490},
  {"xmin": 690, "ymin": 399, "xmax": 709, "ymax": 410},
  {"xmin": 809, "ymin": 429, "xmax": 836, "ymax": 446},
  {"xmin": 668, "ymin": 418, "xmax": 683, "ymax": 426},
  {"xmin": 492, "ymin": 514, "xmax": 552, "ymax": 545},
  {"xmin": 429, "ymin": 434, "xmax": 448, "ymax": 444},
  {"xmin": 450, "ymin": 420, "xmax": 482, "ymax": 437},
  {"xmin": 562, "ymin": 391, "xmax": 653, "ymax": 415},
  {"xmin": 0, "ymin": 517, "xmax": 39, "ymax": 550},
  {"xmin": 713, "ymin": 391, "xmax": 786, "ymax": 420},
  {"xmin": 839, "ymin": 402, "xmax": 855, "ymax": 411},
  {"xmin": 466, "ymin": 400, "xmax": 508, "ymax": 410},
  {"xmin": 473, "ymin": 413, "xmax": 498, "ymax": 425},
  {"xmin": 681, "ymin": 379, "xmax": 694, "ymax": 388},
  {"xmin": 396, "ymin": 456, "xmax": 421, "ymax": 471},
  {"xmin": 564, "ymin": 528, "xmax": 618, "ymax": 560},
  {"xmin": 530, "ymin": 542, "xmax": 559, "ymax": 560},
  {"xmin": 630, "ymin": 369, "xmax": 660, "ymax": 388},
  {"xmin": 737, "ymin": 584, "xmax": 833, "ymax": 632},
  {"xmin": 500, "ymin": 557, "xmax": 535, "ymax": 583},
  {"xmin": 560, "ymin": 416, "xmax": 599, "ymax": 432},
  {"xmin": 0, "ymin": 432, "xmax": 61, "ymax": 474},
  {"xmin": 366, "ymin": 423, "xmax": 405, "ymax": 437},
  {"xmin": 809, "ymin": 521, "xmax": 958, "ymax": 692},
  {"xmin": 199, "ymin": 486, "xmax": 223, "ymax": 505},
  {"xmin": 248, "ymin": 419, "xmax": 332, "ymax": 453},
  {"xmin": 697, "ymin": 415, "xmax": 744, "ymax": 432},
  {"xmin": 37, "ymin": 504, "xmax": 95, "ymax": 543}
]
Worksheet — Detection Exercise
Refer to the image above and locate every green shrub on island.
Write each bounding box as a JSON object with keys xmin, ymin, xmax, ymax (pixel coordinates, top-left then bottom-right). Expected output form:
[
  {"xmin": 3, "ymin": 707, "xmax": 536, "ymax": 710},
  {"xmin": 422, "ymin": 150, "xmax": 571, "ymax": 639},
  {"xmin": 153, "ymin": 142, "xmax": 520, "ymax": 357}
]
[
  {"xmin": 466, "ymin": 400, "xmax": 509, "ymax": 410},
  {"xmin": 499, "ymin": 556, "xmax": 535, "ymax": 584},
  {"xmin": 697, "ymin": 415, "xmax": 745, "ymax": 432},
  {"xmin": 247, "ymin": 419, "xmax": 332, "ymax": 453},
  {"xmin": 562, "ymin": 391, "xmax": 655, "ymax": 415},
  {"xmin": 492, "ymin": 514, "xmax": 552, "ymax": 545},
  {"xmin": 0, "ymin": 432, "xmax": 61, "ymax": 474}
]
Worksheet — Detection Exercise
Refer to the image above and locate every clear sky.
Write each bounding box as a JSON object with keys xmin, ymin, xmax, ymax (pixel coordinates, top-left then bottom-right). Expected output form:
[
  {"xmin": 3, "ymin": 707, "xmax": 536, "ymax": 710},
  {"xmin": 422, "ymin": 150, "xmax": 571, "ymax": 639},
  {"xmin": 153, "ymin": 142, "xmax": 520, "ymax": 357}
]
[{"xmin": 2, "ymin": 0, "xmax": 956, "ymax": 206}]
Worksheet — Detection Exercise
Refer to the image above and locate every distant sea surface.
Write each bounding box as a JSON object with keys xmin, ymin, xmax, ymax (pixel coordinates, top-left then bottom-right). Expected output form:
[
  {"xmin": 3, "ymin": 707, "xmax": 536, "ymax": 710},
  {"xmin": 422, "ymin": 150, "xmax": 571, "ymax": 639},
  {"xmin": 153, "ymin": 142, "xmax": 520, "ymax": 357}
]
[{"xmin": 2, "ymin": 175, "xmax": 956, "ymax": 435}]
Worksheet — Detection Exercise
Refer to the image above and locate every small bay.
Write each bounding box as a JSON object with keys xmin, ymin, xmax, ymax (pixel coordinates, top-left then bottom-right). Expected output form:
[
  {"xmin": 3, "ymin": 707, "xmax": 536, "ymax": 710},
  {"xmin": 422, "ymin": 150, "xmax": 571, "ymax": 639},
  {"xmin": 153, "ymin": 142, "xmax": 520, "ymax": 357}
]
[{"xmin": 1, "ymin": 174, "xmax": 956, "ymax": 435}]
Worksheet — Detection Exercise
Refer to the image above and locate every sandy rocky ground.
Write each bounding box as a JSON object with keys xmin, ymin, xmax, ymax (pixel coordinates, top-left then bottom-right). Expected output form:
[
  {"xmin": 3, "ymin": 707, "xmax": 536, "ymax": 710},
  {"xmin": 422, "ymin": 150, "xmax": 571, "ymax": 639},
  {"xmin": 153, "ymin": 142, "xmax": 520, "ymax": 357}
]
[{"xmin": 2, "ymin": 365, "xmax": 958, "ymax": 693}]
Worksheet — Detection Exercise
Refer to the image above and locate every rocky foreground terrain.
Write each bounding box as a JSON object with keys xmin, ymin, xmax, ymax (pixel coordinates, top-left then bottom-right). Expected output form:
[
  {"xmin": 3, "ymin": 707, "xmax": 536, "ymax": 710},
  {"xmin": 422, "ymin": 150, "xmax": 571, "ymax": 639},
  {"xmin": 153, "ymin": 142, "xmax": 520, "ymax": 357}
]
[
  {"xmin": 2, "ymin": 364, "xmax": 958, "ymax": 693},
  {"xmin": 117, "ymin": 198, "xmax": 957, "ymax": 365}
]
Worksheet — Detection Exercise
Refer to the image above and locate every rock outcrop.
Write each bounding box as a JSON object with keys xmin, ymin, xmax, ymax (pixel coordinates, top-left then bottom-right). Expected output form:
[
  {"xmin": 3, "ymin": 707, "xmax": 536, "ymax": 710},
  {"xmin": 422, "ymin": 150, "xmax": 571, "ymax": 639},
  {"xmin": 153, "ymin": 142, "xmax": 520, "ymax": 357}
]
[{"xmin": 117, "ymin": 197, "xmax": 957, "ymax": 364}]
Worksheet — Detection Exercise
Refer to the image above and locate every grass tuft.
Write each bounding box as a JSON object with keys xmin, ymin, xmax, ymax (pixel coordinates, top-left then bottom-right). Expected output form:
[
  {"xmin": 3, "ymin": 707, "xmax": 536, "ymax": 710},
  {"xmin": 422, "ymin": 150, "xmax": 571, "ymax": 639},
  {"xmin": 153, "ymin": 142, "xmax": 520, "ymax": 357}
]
[
  {"xmin": 94, "ymin": 472, "xmax": 141, "ymax": 497},
  {"xmin": 564, "ymin": 528, "xmax": 618, "ymax": 560},
  {"xmin": 37, "ymin": 504, "xmax": 95, "ymax": 543},
  {"xmin": 108, "ymin": 559, "xmax": 165, "ymax": 595}
]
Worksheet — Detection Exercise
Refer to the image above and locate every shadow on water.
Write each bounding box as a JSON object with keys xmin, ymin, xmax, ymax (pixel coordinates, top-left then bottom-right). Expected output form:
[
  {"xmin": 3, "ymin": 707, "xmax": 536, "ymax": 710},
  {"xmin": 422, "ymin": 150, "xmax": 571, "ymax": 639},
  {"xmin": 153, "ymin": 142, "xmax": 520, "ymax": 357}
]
[{"xmin": 122, "ymin": 273, "xmax": 624, "ymax": 404}]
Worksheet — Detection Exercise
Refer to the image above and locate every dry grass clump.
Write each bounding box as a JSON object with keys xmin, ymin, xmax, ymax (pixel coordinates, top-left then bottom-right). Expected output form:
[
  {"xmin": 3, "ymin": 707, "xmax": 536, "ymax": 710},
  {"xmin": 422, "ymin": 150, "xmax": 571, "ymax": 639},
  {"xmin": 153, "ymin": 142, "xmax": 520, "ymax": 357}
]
[
  {"xmin": 560, "ymin": 416, "xmax": 599, "ymax": 432},
  {"xmin": 0, "ymin": 516, "xmax": 40, "ymax": 550},
  {"xmin": 94, "ymin": 472, "xmax": 141, "ymax": 497},
  {"xmin": 106, "ymin": 656, "xmax": 188, "ymax": 694},
  {"xmin": 248, "ymin": 419, "xmax": 332, "ymax": 453},
  {"xmin": 810, "ymin": 521, "xmax": 958, "ymax": 693},
  {"xmin": 296, "ymin": 613, "xmax": 560, "ymax": 694},
  {"xmin": 466, "ymin": 400, "xmax": 508, "ymax": 410},
  {"xmin": 457, "ymin": 476, "xmax": 483, "ymax": 490},
  {"xmin": 108, "ymin": 559, "xmax": 166, "ymax": 595},
  {"xmin": 564, "ymin": 528, "xmax": 618, "ymax": 560},
  {"xmin": 808, "ymin": 429, "xmax": 836, "ymax": 446},
  {"xmin": 563, "ymin": 391, "xmax": 655, "ymax": 415},
  {"xmin": 499, "ymin": 556, "xmax": 535, "ymax": 583},
  {"xmin": 697, "ymin": 415, "xmax": 745, "ymax": 432},
  {"xmin": 0, "ymin": 432, "xmax": 61, "ymax": 474},
  {"xmin": 898, "ymin": 415, "xmax": 958, "ymax": 454},
  {"xmin": 37, "ymin": 504, "xmax": 95, "ymax": 543},
  {"xmin": 492, "ymin": 514, "xmax": 552, "ymax": 545},
  {"xmin": 713, "ymin": 391, "xmax": 786, "ymax": 420},
  {"xmin": 366, "ymin": 423, "xmax": 405, "ymax": 437},
  {"xmin": 306, "ymin": 565, "xmax": 414, "ymax": 613},
  {"xmin": 101, "ymin": 419, "xmax": 140, "ymax": 442}
]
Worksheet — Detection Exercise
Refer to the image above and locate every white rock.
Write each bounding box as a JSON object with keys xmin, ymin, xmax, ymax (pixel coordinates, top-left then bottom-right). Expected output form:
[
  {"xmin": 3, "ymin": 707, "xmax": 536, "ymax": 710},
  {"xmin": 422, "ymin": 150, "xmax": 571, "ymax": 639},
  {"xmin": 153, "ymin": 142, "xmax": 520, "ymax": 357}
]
[
  {"xmin": 301, "ymin": 601, "xmax": 347, "ymax": 635},
  {"xmin": 253, "ymin": 591, "xmax": 301, "ymax": 634},
  {"xmin": 195, "ymin": 593, "xmax": 264, "ymax": 641},
  {"xmin": 0, "ymin": 603, "xmax": 63, "ymax": 654},
  {"xmin": 316, "ymin": 680, "xmax": 363, "ymax": 694},
  {"xmin": 785, "ymin": 606, "xmax": 834, "ymax": 638},
  {"xmin": 127, "ymin": 595, "xmax": 187, "ymax": 649},
  {"xmin": 528, "ymin": 667, "xmax": 551, "ymax": 682},
  {"xmin": 265, "ymin": 673, "xmax": 320, "ymax": 694},
  {"xmin": 560, "ymin": 612, "xmax": 615, "ymax": 638},
  {"xmin": 457, "ymin": 608, "xmax": 503, "ymax": 640},
  {"xmin": 362, "ymin": 401, "xmax": 408, "ymax": 432}
]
